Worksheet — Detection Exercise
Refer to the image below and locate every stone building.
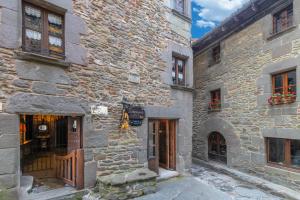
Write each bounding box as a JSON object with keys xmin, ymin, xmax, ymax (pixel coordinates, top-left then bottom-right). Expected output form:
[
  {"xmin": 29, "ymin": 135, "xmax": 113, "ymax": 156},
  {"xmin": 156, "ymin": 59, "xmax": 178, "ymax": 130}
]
[
  {"xmin": 193, "ymin": 0, "xmax": 300, "ymax": 191},
  {"xmin": 0, "ymin": 0, "xmax": 193, "ymax": 199}
]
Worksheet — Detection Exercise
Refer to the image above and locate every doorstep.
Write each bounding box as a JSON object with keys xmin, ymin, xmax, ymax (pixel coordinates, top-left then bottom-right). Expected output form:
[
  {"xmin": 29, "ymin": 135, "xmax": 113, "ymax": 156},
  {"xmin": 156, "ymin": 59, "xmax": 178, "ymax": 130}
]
[
  {"xmin": 157, "ymin": 168, "xmax": 180, "ymax": 182},
  {"xmin": 20, "ymin": 187, "xmax": 85, "ymax": 200},
  {"xmin": 193, "ymin": 158, "xmax": 300, "ymax": 200}
]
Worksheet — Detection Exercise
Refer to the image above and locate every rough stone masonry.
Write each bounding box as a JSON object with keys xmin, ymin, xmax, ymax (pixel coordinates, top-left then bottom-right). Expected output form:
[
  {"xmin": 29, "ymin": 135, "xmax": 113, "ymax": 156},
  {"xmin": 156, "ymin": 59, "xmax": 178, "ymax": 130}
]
[
  {"xmin": 0, "ymin": 0, "xmax": 193, "ymax": 199},
  {"xmin": 193, "ymin": 0, "xmax": 300, "ymax": 192}
]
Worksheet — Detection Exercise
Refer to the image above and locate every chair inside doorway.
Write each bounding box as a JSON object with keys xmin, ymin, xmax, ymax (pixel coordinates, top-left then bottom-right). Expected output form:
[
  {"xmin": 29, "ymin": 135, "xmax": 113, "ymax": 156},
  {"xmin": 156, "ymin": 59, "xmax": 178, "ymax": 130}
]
[{"xmin": 20, "ymin": 115, "xmax": 84, "ymax": 194}]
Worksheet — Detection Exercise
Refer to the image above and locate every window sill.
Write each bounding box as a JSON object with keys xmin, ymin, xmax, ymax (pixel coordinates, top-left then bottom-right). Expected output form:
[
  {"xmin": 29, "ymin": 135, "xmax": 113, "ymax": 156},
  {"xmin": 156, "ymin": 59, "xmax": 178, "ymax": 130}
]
[
  {"xmin": 171, "ymin": 85, "xmax": 194, "ymax": 92},
  {"xmin": 171, "ymin": 9, "xmax": 192, "ymax": 23},
  {"xmin": 267, "ymin": 25, "xmax": 297, "ymax": 41},
  {"xmin": 15, "ymin": 51, "xmax": 70, "ymax": 68}
]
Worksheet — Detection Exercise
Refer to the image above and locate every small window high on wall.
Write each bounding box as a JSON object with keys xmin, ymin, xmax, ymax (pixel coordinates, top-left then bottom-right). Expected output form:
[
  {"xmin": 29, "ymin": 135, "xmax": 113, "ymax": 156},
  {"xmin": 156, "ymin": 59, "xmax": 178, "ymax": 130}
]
[
  {"xmin": 22, "ymin": 1, "xmax": 65, "ymax": 59},
  {"xmin": 273, "ymin": 4, "xmax": 293, "ymax": 34},
  {"xmin": 266, "ymin": 138, "xmax": 300, "ymax": 169},
  {"xmin": 174, "ymin": 0, "xmax": 184, "ymax": 14},
  {"xmin": 172, "ymin": 56, "xmax": 186, "ymax": 86}
]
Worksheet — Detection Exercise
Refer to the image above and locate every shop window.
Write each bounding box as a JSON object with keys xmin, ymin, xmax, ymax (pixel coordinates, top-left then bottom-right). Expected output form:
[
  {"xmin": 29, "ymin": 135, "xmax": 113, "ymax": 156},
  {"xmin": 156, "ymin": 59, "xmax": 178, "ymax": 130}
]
[
  {"xmin": 22, "ymin": 1, "xmax": 65, "ymax": 59},
  {"xmin": 273, "ymin": 4, "xmax": 293, "ymax": 34},
  {"xmin": 268, "ymin": 70, "xmax": 296, "ymax": 105},
  {"xmin": 266, "ymin": 138, "xmax": 300, "ymax": 169},
  {"xmin": 209, "ymin": 89, "xmax": 221, "ymax": 111},
  {"xmin": 174, "ymin": 0, "xmax": 185, "ymax": 15},
  {"xmin": 210, "ymin": 45, "xmax": 221, "ymax": 66},
  {"xmin": 172, "ymin": 56, "xmax": 186, "ymax": 86}
]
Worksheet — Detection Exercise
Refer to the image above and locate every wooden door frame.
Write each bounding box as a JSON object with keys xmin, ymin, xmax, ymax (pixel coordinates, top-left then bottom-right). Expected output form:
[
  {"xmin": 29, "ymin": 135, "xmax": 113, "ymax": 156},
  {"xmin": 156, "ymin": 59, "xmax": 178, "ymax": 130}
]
[{"xmin": 148, "ymin": 119, "xmax": 177, "ymax": 171}]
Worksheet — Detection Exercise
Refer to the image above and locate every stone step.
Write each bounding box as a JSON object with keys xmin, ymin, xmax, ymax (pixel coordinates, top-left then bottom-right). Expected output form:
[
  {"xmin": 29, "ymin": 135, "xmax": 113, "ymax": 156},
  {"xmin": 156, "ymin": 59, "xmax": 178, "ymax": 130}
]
[
  {"xmin": 22, "ymin": 187, "xmax": 85, "ymax": 200},
  {"xmin": 157, "ymin": 168, "xmax": 180, "ymax": 182}
]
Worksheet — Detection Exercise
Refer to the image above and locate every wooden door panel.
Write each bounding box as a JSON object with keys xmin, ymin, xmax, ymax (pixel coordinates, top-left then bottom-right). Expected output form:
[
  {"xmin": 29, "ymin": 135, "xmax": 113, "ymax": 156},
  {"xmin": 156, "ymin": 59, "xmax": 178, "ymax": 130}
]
[
  {"xmin": 169, "ymin": 120, "xmax": 176, "ymax": 170},
  {"xmin": 148, "ymin": 120, "xmax": 159, "ymax": 174},
  {"xmin": 67, "ymin": 117, "xmax": 81, "ymax": 153}
]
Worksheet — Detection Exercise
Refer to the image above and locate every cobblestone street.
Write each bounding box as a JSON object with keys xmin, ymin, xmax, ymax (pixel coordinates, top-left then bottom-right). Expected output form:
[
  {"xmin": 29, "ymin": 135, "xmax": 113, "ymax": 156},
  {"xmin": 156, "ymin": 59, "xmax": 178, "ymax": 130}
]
[{"xmin": 135, "ymin": 164, "xmax": 284, "ymax": 200}]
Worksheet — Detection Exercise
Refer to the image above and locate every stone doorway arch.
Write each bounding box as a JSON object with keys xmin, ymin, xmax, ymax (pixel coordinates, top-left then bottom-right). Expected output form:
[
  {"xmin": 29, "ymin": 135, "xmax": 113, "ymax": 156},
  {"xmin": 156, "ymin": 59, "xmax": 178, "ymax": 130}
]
[{"xmin": 194, "ymin": 117, "xmax": 240, "ymax": 167}]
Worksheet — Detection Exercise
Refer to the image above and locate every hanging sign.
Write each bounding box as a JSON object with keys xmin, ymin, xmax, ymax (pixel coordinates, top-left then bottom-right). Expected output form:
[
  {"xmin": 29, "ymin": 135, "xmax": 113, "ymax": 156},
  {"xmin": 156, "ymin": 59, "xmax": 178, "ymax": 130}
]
[{"xmin": 128, "ymin": 106, "xmax": 145, "ymax": 126}]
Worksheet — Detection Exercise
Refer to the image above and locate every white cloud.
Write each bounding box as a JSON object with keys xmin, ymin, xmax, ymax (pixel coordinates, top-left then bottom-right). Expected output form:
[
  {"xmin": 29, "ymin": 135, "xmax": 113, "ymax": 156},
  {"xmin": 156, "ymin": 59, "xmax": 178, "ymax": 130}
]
[
  {"xmin": 193, "ymin": 0, "xmax": 250, "ymax": 26},
  {"xmin": 196, "ymin": 20, "xmax": 216, "ymax": 28}
]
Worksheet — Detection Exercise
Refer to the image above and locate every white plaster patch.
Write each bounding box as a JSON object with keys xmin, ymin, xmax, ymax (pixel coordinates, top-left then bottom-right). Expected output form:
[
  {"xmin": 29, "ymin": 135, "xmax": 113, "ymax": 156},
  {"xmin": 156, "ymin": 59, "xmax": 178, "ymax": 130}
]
[
  {"xmin": 91, "ymin": 105, "xmax": 108, "ymax": 115},
  {"xmin": 128, "ymin": 73, "xmax": 140, "ymax": 84}
]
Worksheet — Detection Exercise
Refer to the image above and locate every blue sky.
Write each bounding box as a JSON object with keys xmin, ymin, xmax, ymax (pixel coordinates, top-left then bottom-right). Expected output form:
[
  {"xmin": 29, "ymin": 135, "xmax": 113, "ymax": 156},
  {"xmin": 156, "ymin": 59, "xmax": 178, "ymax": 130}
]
[{"xmin": 191, "ymin": 0, "xmax": 250, "ymax": 39}]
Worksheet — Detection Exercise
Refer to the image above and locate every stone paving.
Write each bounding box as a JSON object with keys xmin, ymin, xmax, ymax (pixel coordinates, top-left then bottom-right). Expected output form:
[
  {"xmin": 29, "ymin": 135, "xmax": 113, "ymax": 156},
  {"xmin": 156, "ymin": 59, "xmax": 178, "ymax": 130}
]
[{"xmin": 135, "ymin": 164, "xmax": 284, "ymax": 200}]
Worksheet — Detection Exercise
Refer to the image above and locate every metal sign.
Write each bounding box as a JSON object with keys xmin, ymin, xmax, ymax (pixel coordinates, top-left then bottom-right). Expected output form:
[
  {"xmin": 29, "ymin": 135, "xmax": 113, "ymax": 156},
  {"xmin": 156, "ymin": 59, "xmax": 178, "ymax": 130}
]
[{"xmin": 128, "ymin": 106, "xmax": 145, "ymax": 126}]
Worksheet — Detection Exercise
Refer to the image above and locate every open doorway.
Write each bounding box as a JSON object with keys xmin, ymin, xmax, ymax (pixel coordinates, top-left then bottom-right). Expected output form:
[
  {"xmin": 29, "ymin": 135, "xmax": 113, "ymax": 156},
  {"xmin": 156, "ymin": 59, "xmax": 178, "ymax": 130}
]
[
  {"xmin": 20, "ymin": 115, "xmax": 84, "ymax": 195},
  {"xmin": 148, "ymin": 119, "xmax": 176, "ymax": 174}
]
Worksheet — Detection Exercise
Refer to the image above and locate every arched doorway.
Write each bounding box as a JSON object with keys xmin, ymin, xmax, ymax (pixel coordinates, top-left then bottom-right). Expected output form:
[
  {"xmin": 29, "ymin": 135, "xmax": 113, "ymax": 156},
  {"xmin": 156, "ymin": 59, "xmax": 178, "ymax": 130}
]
[{"xmin": 208, "ymin": 132, "xmax": 227, "ymax": 163}]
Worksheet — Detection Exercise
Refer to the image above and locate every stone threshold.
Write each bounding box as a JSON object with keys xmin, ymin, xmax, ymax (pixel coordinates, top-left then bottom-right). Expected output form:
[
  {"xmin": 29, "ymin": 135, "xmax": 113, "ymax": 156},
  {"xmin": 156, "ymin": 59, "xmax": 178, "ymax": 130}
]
[
  {"xmin": 157, "ymin": 168, "xmax": 180, "ymax": 182},
  {"xmin": 193, "ymin": 158, "xmax": 300, "ymax": 200}
]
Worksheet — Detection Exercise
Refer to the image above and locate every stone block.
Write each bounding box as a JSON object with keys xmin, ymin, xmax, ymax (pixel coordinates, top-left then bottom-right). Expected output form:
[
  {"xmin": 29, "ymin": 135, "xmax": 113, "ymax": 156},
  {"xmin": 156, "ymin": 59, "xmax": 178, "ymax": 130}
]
[
  {"xmin": 0, "ymin": 148, "xmax": 17, "ymax": 175},
  {"xmin": 0, "ymin": 0, "xmax": 18, "ymax": 11},
  {"xmin": 0, "ymin": 174, "xmax": 17, "ymax": 189},
  {"xmin": 46, "ymin": 0, "xmax": 73, "ymax": 12},
  {"xmin": 6, "ymin": 93, "xmax": 87, "ymax": 115},
  {"xmin": 15, "ymin": 60, "xmax": 71, "ymax": 85},
  {"xmin": 0, "ymin": 114, "xmax": 18, "ymax": 135},
  {"xmin": 0, "ymin": 8, "xmax": 18, "ymax": 27},
  {"xmin": 0, "ymin": 134, "xmax": 18, "ymax": 149},
  {"xmin": 84, "ymin": 161, "xmax": 97, "ymax": 188},
  {"xmin": 65, "ymin": 42, "xmax": 88, "ymax": 66},
  {"xmin": 12, "ymin": 79, "xmax": 30, "ymax": 88},
  {"xmin": 85, "ymin": 134, "xmax": 108, "ymax": 148},
  {"xmin": 32, "ymin": 82, "xmax": 65, "ymax": 95},
  {"xmin": 272, "ymin": 43, "xmax": 292, "ymax": 59},
  {"xmin": 0, "ymin": 23, "xmax": 19, "ymax": 49},
  {"xmin": 65, "ymin": 13, "xmax": 87, "ymax": 44}
]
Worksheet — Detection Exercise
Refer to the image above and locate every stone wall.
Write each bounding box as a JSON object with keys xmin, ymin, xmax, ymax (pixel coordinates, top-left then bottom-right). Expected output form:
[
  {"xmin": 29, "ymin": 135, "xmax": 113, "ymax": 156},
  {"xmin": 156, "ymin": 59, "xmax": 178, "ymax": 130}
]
[
  {"xmin": 193, "ymin": 0, "xmax": 300, "ymax": 191},
  {"xmin": 0, "ymin": 0, "xmax": 192, "ymax": 198}
]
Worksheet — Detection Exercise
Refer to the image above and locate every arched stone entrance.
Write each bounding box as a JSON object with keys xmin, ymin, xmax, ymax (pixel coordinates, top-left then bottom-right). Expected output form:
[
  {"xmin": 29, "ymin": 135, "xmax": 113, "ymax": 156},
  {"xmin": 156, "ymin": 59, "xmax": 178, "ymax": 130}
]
[
  {"xmin": 193, "ymin": 117, "xmax": 241, "ymax": 167},
  {"xmin": 208, "ymin": 132, "xmax": 227, "ymax": 163}
]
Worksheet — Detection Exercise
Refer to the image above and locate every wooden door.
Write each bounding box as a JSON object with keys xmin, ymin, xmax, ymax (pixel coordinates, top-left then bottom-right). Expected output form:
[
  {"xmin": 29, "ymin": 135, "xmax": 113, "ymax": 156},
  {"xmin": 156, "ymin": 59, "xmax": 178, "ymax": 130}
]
[
  {"xmin": 67, "ymin": 117, "xmax": 81, "ymax": 153},
  {"xmin": 159, "ymin": 120, "xmax": 169, "ymax": 168},
  {"xmin": 148, "ymin": 120, "xmax": 159, "ymax": 174},
  {"xmin": 169, "ymin": 120, "xmax": 176, "ymax": 170}
]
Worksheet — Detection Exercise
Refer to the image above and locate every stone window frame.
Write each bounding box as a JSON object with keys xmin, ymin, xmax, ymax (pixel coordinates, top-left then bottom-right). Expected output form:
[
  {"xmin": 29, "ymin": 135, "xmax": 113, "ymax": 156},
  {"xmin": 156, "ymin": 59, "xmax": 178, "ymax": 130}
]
[
  {"xmin": 208, "ymin": 43, "xmax": 222, "ymax": 67},
  {"xmin": 171, "ymin": 0, "xmax": 191, "ymax": 23},
  {"xmin": 264, "ymin": 0, "xmax": 297, "ymax": 41},
  {"xmin": 22, "ymin": 0, "xmax": 66, "ymax": 60},
  {"xmin": 205, "ymin": 83, "xmax": 228, "ymax": 113},
  {"xmin": 0, "ymin": 0, "xmax": 87, "ymax": 66},
  {"xmin": 257, "ymin": 57, "xmax": 300, "ymax": 115}
]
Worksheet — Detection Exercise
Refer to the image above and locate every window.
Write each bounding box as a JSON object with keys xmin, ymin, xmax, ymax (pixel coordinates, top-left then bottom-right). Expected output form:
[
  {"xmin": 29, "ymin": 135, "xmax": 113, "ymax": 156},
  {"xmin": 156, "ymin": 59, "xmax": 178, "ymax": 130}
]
[
  {"xmin": 269, "ymin": 70, "xmax": 296, "ymax": 105},
  {"xmin": 172, "ymin": 56, "xmax": 186, "ymax": 86},
  {"xmin": 267, "ymin": 138, "xmax": 300, "ymax": 169},
  {"xmin": 22, "ymin": 2, "xmax": 65, "ymax": 59},
  {"xmin": 209, "ymin": 89, "xmax": 221, "ymax": 111},
  {"xmin": 273, "ymin": 4, "xmax": 293, "ymax": 34},
  {"xmin": 211, "ymin": 45, "xmax": 221, "ymax": 65},
  {"xmin": 174, "ymin": 0, "xmax": 184, "ymax": 14}
]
